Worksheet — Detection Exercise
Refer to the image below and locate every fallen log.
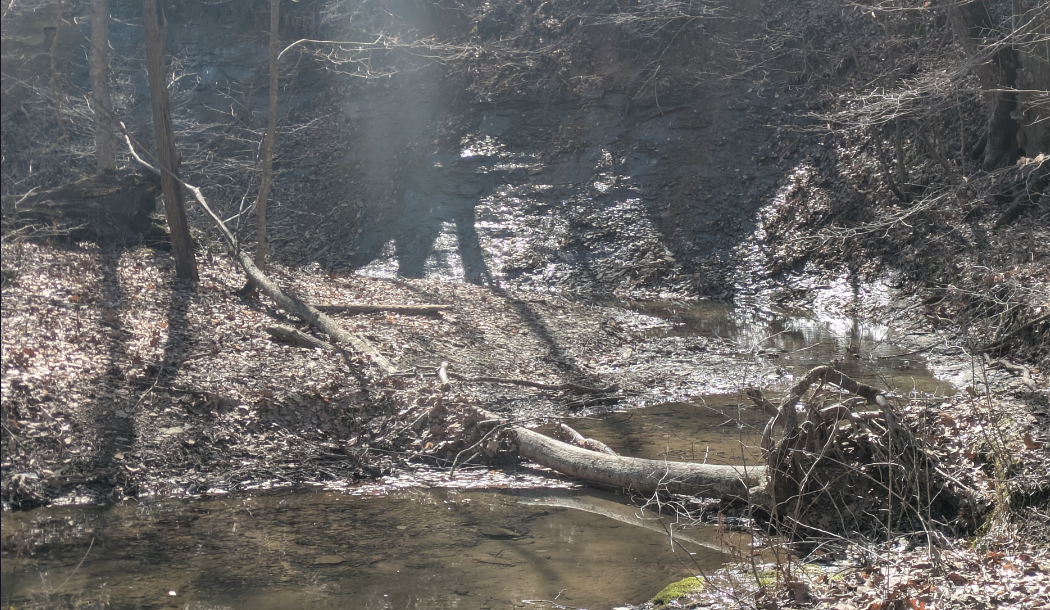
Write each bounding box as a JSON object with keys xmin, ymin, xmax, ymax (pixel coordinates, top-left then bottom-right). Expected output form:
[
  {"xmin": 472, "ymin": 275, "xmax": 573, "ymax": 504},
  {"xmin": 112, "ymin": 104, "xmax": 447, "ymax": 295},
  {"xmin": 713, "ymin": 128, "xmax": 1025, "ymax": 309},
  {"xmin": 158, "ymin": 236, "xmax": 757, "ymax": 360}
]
[
  {"xmin": 474, "ymin": 408, "xmax": 766, "ymax": 504},
  {"xmin": 312, "ymin": 303, "xmax": 451, "ymax": 315},
  {"xmin": 511, "ymin": 425, "xmax": 765, "ymax": 501}
]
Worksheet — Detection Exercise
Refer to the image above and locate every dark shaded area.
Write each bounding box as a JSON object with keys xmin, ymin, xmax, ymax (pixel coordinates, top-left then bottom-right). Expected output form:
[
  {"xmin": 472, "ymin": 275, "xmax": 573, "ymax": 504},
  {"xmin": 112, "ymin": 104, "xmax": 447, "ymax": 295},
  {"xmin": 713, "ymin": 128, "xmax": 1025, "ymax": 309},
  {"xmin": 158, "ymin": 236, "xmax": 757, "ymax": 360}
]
[{"xmin": 1, "ymin": 169, "xmax": 160, "ymax": 243}]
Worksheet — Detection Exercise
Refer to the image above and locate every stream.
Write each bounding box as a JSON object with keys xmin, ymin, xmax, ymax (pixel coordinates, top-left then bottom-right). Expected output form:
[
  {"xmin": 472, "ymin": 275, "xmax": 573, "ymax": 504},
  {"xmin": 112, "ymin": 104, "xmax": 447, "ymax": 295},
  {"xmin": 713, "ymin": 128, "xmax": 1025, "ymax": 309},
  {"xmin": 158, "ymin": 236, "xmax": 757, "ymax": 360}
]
[{"xmin": 1, "ymin": 304, "xmax": 948, "ymax": 610}]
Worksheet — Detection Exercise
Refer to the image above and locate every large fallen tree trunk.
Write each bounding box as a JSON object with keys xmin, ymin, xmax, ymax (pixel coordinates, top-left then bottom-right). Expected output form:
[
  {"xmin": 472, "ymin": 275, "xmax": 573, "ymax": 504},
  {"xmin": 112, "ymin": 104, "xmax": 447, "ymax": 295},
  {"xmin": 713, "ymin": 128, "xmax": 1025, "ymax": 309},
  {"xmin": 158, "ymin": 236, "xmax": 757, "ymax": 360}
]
[
  {"xmin": 473, "ymin": 407, "xmax": 767, "ymax": 505},
  {"xmin": 512, "ymin": 425, "xmax": 766, "ymax": 501},
  {"xmin": 454, "ymin": 365, "xmax": 968, "ymax": 530}
]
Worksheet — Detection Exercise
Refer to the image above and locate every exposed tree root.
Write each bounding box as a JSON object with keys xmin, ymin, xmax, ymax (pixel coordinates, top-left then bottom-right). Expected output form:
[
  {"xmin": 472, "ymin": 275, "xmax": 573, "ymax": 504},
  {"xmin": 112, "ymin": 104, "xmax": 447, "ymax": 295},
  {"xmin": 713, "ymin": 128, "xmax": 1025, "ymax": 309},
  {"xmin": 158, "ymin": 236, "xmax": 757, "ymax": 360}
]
[{"xmin": 751, "ymin": 366, "xmax": 974, "ymax": 538}]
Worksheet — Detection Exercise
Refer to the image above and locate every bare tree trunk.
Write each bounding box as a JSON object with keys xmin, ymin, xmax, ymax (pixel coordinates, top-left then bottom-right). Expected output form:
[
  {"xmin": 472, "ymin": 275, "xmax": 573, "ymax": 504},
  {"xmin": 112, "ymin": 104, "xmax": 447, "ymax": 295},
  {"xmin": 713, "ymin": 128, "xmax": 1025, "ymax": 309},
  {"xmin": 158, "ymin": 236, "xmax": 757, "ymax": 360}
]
[
  {"xmin": 143, "ymin": 0, "xmax": 198, "ymax": 281},
  {"xmin": 1013, "ymin": 0, "xmax": 1050, "ymax": 157},
  {"xmin": 90, "ymin": 0, "xmax": 116, "ymax": 172},
  {"xmin": 472, "ymin": 408, "xmax": 766, "ymax": 503},
  {"xmin": 49, "ymin": 0, "xmax": 69, "ymax": 143},
  {"xmin": 256, "ymin": 0, "xmax": 280, "ymax": 271},
  {"xmin": 950, "ymin": 1, "xmax": 1022, "ymax": 169}
]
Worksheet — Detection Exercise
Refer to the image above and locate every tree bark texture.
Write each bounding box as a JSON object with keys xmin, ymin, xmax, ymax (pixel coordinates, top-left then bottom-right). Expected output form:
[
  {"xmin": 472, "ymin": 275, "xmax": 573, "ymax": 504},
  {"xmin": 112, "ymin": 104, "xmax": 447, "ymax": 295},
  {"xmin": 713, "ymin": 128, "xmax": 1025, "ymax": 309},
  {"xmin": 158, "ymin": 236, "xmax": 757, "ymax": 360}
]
[
  {"xmin": 473, "ymin": 406, "xmax": 765, "ymax": 502},
  {"xmin": 143, "ymin": 0, "xmax": 198, "ymax": 281},
  {"xmin": 950, "ymin": 1, "xmax": 1022, "ymax": 169},
  {"xmin": 1013, "ymin": 0, "xmax": 1050, "ymax": 156},
  {"xmin": 90, "ymin": 0, "xmax": 116, "ymax": 172},
  {"xmin": 511, "ymin": 426, "xmax": 764, "ymax": 501},
  {"xmin": 255, "ymin": 0, "xmax": 280, "ymax": 271}
]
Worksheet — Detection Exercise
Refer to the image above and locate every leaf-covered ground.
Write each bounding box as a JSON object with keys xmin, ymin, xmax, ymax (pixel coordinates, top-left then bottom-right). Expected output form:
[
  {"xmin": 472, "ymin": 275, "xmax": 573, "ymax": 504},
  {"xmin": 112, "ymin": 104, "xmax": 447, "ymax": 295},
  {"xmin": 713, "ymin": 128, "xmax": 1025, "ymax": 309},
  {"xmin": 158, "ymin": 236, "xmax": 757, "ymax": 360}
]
[{"xmin": 1, "ymin": 239, "xmax": 774, "ymax": 508}]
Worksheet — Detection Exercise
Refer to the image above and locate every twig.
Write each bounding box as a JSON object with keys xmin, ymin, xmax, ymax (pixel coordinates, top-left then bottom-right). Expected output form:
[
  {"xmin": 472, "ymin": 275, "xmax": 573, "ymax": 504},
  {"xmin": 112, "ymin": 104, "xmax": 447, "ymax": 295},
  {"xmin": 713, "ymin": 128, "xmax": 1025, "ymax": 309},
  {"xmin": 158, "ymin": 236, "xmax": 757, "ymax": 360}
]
[
  {"xmin": 446, "ymin": 371, "xmax": 616, "ymax": 394},
  {"xmin": 54, "ymin": 537, "xmax": 94, "ymax": 593}
]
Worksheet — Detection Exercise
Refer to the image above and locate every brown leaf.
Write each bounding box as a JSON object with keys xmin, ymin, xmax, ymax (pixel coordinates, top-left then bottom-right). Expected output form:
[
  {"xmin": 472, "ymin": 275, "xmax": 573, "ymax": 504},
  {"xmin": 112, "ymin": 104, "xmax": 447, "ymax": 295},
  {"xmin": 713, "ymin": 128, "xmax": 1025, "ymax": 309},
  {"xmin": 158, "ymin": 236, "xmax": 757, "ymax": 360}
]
[{"xmin": 1023, "ymin": 432, "xmax": 1042, "ymax": 450}]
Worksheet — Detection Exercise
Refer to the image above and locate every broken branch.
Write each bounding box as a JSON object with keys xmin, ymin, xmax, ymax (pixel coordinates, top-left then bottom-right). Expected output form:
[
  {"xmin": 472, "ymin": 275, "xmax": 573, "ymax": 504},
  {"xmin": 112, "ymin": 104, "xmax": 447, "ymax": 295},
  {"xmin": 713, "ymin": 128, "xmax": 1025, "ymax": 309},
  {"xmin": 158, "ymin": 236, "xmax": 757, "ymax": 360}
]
[{"xmin": 124, "ymin": 130, "xmax": 396, "ymax": 374}]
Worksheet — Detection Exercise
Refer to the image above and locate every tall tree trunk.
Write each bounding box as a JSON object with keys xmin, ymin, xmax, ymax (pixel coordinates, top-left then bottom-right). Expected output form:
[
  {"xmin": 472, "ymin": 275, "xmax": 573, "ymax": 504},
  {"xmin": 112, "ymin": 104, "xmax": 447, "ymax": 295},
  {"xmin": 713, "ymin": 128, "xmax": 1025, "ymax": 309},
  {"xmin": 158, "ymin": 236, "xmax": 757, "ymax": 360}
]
[
  {"xmin": 49, "ymin": 0, "xmax": 69, "ymax": 143},
  {"xmin": 143, "ymin": 0, "xmax": 198, "ymax": 281},
  {"xmin": 950, "ymin": 0, "xmax": 1023, "ymax": 169},
  {"xmin": 90, "ymin": 0, "xmax": 116, "ymax": 172},
  {"xmin": 1013, "ymin": 0, "xmax": 1050, "ymax": 157},
  {"xmin": 256, "ymin": 0, "xmax": 280, "ymax": 270}
]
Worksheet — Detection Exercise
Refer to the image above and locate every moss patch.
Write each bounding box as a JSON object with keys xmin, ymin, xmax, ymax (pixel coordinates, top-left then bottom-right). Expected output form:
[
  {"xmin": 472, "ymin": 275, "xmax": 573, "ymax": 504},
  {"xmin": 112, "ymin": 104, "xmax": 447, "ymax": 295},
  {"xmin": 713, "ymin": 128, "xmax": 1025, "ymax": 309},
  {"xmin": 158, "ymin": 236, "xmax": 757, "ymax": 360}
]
[{"xmin": 651, "ymin": 576, "xmax": 705, "ymax": 606}]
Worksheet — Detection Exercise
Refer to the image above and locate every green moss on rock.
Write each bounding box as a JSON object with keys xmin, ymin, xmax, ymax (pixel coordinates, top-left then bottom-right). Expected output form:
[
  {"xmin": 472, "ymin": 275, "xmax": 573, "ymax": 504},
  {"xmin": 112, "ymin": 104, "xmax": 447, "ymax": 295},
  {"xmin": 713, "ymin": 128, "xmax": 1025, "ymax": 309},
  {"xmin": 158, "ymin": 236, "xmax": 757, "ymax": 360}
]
[{"xmin": 651, "ymin": 576, "xmax": 705, "ymax": 606}]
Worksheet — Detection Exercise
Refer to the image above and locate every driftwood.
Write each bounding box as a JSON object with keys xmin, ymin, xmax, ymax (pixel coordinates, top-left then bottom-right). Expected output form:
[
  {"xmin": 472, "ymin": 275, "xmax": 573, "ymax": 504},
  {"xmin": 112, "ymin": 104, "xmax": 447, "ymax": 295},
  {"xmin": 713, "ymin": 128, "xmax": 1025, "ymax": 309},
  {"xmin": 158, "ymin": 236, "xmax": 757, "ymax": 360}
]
[
  {"xmin": 126, "ymin": 136, "xmax": 396, "ymax": 374},
  {"xmin": 2, "ymin": 169, "xmax": 160, "ymax": 240},
  {"xmin": 474, "ymin": 407, "xmax": 766, "ymax": 503},
  {"xmin": 312, "ymin": 303, "xmax": 451, "ymax": 315}
]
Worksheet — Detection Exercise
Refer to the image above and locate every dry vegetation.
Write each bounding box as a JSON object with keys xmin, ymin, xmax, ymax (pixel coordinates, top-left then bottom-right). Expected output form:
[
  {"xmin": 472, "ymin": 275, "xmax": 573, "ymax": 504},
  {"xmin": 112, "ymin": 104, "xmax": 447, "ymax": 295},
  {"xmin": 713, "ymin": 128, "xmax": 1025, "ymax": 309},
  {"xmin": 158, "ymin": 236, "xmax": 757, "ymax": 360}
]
[{"xmin": 1, "ymin": 0, "xmax": 1048, "ymax": 609}]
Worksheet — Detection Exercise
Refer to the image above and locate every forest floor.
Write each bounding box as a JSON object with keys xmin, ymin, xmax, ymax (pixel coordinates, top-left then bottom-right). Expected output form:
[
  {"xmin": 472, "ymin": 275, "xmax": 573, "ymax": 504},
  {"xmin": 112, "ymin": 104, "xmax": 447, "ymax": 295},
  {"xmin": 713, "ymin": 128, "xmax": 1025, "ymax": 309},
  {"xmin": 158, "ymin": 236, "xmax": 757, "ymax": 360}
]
[
  {"xmin": 1, "ymin": 239, "xmax": 785, "ymax": 509},
  {"xmin": 2, "ymin": 236, "xmax": 1048, "ymax": 609},
  {"xmin": 2, "ymin": 0, "xmax": 1049, "ymax": 607}
]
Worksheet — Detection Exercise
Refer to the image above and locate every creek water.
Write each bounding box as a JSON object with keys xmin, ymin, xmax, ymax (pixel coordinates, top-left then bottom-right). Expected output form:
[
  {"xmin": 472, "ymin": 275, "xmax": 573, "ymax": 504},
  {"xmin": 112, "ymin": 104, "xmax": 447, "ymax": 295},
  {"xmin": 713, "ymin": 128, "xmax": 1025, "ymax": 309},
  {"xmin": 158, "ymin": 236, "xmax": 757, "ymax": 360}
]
[
  {"xmin": 1, "ymin": 303, "xmax": 947, "ymax": 610},
  {"xmin": 1, "ymin": 486, "xmax": 750, "ymax": 610}
]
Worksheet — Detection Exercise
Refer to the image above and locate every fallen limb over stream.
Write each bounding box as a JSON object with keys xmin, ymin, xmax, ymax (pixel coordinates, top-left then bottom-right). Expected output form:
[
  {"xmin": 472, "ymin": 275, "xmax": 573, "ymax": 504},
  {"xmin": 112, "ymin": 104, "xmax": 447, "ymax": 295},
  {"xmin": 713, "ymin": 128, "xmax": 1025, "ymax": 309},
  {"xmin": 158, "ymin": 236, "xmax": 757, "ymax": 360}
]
[
  {"xmin": 512, "ymin": 424, "xmax": 767, "ymax": 501},
  {"xmin": 472, "ymin": 407, "xmax": 767, "ymax": 504},
  {"xmin": 452, "ymin": 365, "xmax": 973, "ymax": 537}
]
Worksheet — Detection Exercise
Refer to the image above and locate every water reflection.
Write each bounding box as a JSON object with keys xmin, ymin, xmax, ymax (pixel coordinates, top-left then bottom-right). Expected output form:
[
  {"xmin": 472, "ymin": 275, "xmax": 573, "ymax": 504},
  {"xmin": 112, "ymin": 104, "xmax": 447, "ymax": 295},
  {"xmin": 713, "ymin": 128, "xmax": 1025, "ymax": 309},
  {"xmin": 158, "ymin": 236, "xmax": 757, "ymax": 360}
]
[
  {"xmin": 557, "ymin": 395, "xmax": 766, "ymax": 467},
  {"xmin": 621, "ymin": 300, "xmax": 949, "ymax": 396},
  {"xmin": 1, "ymin": 488, "xmax": 730, "ymax": 610}
]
